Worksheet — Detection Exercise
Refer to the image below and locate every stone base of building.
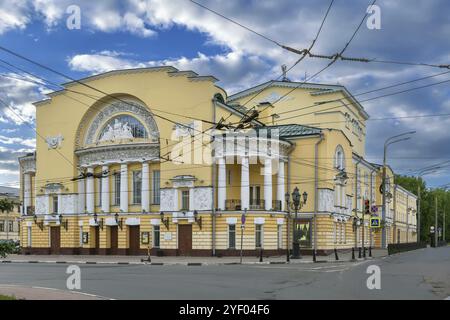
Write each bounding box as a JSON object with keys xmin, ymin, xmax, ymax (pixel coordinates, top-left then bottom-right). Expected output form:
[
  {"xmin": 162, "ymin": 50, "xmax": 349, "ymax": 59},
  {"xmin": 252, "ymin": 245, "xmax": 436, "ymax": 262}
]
[{"xmin": 19, "ymin": 247, "xmax": 366, "ymax": 257}]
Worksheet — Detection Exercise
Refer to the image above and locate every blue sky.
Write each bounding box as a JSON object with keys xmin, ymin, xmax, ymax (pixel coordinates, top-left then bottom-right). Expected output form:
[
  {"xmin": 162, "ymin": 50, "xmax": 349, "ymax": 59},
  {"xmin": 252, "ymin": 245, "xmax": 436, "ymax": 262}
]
[{"xmin": 0, "ymin": 0, "xmax": 449, "ymax": 189}]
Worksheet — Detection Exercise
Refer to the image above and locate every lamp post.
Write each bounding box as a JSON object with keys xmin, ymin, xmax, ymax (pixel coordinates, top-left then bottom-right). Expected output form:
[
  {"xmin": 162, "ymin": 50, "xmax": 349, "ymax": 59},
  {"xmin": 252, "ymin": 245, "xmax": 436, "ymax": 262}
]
[
  {"xmin": 291, "ymin": 187, "xmax": 308, "ymax": 259},
  {"xmin": 285, "ymin": 192, "xmax": 291, "ymax": 262},
  {"xmin": 417, "ymin": 167, "xmax": 441, "ymax": 242},
  {"xmin": 382, "ymin": 131, "xmax": 415, "ymax": 248}
]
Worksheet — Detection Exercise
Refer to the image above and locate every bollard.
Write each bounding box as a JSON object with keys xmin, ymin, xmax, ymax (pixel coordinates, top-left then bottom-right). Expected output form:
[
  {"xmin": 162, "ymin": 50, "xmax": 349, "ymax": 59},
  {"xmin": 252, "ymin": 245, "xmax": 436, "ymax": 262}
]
[
  {"xmin": 334, "ymin": 248, "xmax": 339, "ymax": 261},
  {"xmin": 351, "ymin": 247, "xmax": 355, "ymax": 260},
  {"xmin": 259, "ymin": 249, "xmax": 263, "ymax": 262},
  {"xmin": 363, "ymin": 247, "xmax": 366, "ymax": 258},
  {"xmin": 358, "ymin": 247, "xmax": 362, "ymax": 259},
  {"xmin": 369, "ymin": 246, "xmax": 372, "ymax": 257},
  {"xmin": 313, "ymin": 249, "xmax": 317, "ymax": 263}
]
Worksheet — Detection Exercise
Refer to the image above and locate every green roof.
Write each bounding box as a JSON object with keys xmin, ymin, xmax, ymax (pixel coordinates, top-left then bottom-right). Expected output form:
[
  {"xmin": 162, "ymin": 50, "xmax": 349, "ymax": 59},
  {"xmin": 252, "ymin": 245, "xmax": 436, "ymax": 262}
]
[{"xmin": 256, "ymin": 124, "xmax": 322, "ymax": 138}]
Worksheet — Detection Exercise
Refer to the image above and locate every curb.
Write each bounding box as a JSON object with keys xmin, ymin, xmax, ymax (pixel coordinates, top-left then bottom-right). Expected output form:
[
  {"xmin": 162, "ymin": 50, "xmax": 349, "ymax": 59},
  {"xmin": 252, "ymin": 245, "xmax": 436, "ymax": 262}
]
[{"xmin": 0, "ymin": 258, "xmax": 372, "ymax": 266}]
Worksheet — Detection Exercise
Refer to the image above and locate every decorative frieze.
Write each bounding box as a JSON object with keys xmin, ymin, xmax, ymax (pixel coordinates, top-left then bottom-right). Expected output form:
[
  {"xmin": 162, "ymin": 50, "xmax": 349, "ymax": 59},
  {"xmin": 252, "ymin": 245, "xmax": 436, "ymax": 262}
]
[{"xmin": 75, "ymin": 143, "xmax": 159, "ymax": 167}]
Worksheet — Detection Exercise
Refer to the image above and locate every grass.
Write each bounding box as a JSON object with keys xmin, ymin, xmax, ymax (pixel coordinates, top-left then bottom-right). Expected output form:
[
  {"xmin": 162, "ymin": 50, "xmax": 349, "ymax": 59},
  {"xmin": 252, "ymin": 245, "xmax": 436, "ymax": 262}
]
[{"xmin": 0, "ymin": 294, "xmax": 16, "ymax": 300}]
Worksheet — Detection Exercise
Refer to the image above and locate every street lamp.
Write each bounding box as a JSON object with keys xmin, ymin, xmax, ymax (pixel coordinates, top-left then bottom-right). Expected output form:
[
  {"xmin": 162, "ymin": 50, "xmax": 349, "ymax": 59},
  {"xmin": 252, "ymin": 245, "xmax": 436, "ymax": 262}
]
[
  {"xmin": 291, "ymin": 187, "xmax": 308, "ymax": 259},
  {"xmin": 417, "ymin": 166, "xmax": 441, "ymax": 242},
  {"xmin": 285, "ymin": 192, "xmax": 291, "ymax": 262},
  {"xmin": 382, "ymin": 131, "xmax": 416, "ymax": 248}
]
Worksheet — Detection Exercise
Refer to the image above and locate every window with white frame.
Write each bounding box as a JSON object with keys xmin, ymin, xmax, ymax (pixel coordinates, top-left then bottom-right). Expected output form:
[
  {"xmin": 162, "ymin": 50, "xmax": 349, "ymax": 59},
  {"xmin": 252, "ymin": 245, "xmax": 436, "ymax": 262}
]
[
  {"xmin": 113, "ymin": 172, "xmax": 121, "ymax": 206},
  {"xmin": 228, "ymin": 224, "xmax": 236, "ymax": 249},
  {"xmin": 0, "ymin": 221, "xmax": 4, "ymax": 232},
  {"xmin": 277, "ymin": 224, "xmax": 283, "ymax": 249},
  {"xmin": 153, "ymin": 225, "xmax": 160, "ymax": 248},
  {"xmin": 333, "ymin": 221, "xmax": 337, "ymax": 244},
  {"xmin": 27, "ymin": 226, "xmax": 32, "ymax": 247},
  {"xmin": 96, "ymin": 179, "xmax": 102, "ymax": 207},
  {"xmin": 79, "ymin": 226, "xmax": 83, "ymax": 247},
  {"xmin": 132, "ymin": 170, "xmax": 142, "ymax": 204},
  {"xmin": 335, "ymin": 145, "xmax": 345, "ymax": 170},
  {"xmin": 255, "ymin": 224, "xmax": 263, "ymax": 248},
  {"xmin": 52, "ymin": 195, "xmax": 58, "ymax": 214}
]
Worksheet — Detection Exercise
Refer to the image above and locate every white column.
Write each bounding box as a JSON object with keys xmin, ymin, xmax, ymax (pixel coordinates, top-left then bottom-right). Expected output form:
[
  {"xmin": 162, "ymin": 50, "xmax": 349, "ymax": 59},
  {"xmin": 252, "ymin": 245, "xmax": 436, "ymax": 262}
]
[
  {"xmin": 189, "ymin": 187, "xmax": 195, "ymax": 211},
  {"xmin": 277, "ymin": 160, "xmax": 285, "ymax": 211},
  {"xmin": 78, "ymin": 177, "xmax": 85, "ymax": 213},
  {"xmin": 101, "ymin": 165, "xmax": 110, "ymax": 213},
  {"xmin": 120, "ymin": 163, "xmax": 128, "ymax": 212},
  {"xmin": 24, "ymin": 173, "xmax": 31, "ymax": 214},
  {"xmin": 241, "ymin": 157, "xmax": 249, "ymax": 210},
  {"xmin": 86, "ymin": 167, "xmax": 95, "ymax": 214},
  {"xmin": 57, "ymin": 193, "xmax": 62, "ymax": 214},
  {"xmin": 173, "ymin": 188, "xmax": 179, "ymax": 211},
  {"xmin": 264, "ymin": 158, "xmax": 273, "ymax": 211},
  {"xmin": 217, "ymin": 158, "xmax": 226, "ymax": 210},
  {"xmin": 142, "ymin": 162, "xmax": 150, "ymax": 212}
]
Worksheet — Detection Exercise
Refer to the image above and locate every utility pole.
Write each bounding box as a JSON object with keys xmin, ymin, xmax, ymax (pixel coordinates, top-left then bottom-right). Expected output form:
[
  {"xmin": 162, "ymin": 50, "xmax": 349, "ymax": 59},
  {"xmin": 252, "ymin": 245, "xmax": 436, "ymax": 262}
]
[{"xmin": 435, "ymin": 195, "xmax": 438, "ymax": 247}]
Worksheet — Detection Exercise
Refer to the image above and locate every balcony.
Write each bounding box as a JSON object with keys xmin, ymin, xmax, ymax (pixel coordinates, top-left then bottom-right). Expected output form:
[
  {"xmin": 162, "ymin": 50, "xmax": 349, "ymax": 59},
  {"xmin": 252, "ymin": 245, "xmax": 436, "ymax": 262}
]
[
  {"xmin": 224, "ymin": 199, "xmax": 282, "ymax": 211},
  {"xmin": 225, "ymin": 199, "xmax": 241, "ymax": 211}
]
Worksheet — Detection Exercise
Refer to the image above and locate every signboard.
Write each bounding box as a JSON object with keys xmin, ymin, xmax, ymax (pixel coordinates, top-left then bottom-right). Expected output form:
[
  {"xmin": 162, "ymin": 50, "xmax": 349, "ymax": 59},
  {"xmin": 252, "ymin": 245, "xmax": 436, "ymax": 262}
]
[
  {"xmin": 82, "ymin": 232, "xmax": 89, "ymax": 244},
  {"xmin": 371, "ymin": 205, "xmax": 378, "ymax": 213},
  {"xmin": 141, "ymin": 232, "xmax": 150, "ymax": 245},
  {"xmin": 370, "ymin": 217, "xmax": 381, "ymax": 228},
  {"xmin": 241, "ymin": 214, "xmax": 246, "ymax": 228},
  {"xmin": 164, "ymin": 232, "xmax": 172, "ymax": 241}
]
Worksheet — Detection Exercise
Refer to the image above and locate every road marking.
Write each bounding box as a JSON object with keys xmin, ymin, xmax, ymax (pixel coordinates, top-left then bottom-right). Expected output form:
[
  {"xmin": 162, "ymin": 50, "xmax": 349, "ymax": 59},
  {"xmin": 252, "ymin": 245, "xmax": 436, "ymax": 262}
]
[
  {"xmin": 0, "ymin": 284, "xmax": 114, "ymax": 300},
  {"xmin": 445, "ymin": 296, "xmax": 450, "ymax": 300}
]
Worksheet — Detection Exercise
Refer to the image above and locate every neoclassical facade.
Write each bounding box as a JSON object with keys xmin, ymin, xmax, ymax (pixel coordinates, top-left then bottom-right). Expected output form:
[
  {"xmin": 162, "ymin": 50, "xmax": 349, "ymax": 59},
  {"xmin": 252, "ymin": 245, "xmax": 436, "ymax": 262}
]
[{"xmin": 19, "ymin": 66, "xmax": 417, "ymax": 256}]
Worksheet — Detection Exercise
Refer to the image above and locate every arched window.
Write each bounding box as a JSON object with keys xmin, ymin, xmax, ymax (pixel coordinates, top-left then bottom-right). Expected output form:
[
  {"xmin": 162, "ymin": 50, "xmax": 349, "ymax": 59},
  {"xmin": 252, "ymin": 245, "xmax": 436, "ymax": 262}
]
[
  {"xmin": 335, "ymin": 145, "xmax": 345, "ymax": 170},
  {"xmin": 99, "ymin": 115, "xmax": 148, "ymax": 142}
]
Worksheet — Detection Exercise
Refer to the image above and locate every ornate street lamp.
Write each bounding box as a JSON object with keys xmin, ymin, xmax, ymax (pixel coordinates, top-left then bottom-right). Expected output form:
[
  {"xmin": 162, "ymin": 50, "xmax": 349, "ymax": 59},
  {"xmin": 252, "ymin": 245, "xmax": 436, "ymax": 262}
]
[
  {"xmin": 291, "ymin": 187, "xmax": 302, "ymax": 259},
  {"xmin": 285, "ymin": 192, "xmax": 291, "ymax": 262}
]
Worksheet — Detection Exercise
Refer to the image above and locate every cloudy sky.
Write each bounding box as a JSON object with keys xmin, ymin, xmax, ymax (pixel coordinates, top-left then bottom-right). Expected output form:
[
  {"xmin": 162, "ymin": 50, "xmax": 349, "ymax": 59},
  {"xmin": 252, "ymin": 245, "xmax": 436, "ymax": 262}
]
[{"xmin": 0, "ymin": 0, "xmax": 449, "ymax": 189}]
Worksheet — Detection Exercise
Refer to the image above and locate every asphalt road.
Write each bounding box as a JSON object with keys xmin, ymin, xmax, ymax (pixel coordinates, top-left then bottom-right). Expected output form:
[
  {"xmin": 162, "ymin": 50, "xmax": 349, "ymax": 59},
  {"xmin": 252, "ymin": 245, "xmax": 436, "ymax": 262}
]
[{"xmin": 0, "ymin": 246, "xmax": 448, "ymax": 300}]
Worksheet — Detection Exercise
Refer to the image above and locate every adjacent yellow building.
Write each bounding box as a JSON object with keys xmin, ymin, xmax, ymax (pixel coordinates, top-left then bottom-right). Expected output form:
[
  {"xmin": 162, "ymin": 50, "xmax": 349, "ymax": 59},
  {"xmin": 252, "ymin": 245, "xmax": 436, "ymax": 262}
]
[{"xmin": 18, "ymin": 66, "xmax": 417, "ymax": 256}]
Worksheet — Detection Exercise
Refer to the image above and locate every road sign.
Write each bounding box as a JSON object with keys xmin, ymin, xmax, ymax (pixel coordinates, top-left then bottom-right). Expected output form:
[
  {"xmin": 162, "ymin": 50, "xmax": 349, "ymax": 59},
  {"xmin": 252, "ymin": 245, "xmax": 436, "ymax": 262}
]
[
  {"xmin": 241, "ymin": 214, "xmax": 246, "ymax": 225},
  {"xmin": 370, "ymin": 217, "xmax": 381, "ymax": 228},
  {"xmin": 371, "ymin": 205, "xmax": 378, "ymax": 213}
]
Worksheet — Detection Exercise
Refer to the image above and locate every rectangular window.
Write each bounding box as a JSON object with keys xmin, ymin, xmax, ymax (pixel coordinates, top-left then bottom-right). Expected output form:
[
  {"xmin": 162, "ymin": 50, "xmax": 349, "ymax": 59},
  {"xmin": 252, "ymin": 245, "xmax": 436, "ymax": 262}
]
[
  {"xmin": 277, "ymin": 224, "xmax": 283, "ymax": 249},
  {"xmin": 255, "ymin": 224, "xmax": 263, "ymax": 248},
  {"xmin": 153, "ymin": 225, "xmax": 160, "ymax": 248},
  {"xmin": 52, "ymin": 196, "xmax": 58, "ymax": 214},
  {"xmin": 8, "ymin": 221, "xmax": 13, "ymax": 232},
  {"xmin": 250, "ymin": 186, "xmax": 261, "ymax": 207},
  {"xmin": 152, "ymin": 170, "xmax": 160, "ymax": 205},
  {"xmin": 27, "ymin": 226, "xmax": 32, "ymax": 247},
  {"xmin": 181, "ymin": 190, "xmax": 189, "ymax": 211},
  {"xmin": 114, "ymin": 172, "xmax": 121, "ymax": 206},
  {"xmin": 133, "ymin": 171, "xmax": 142, "ymax": 204},
  {"xmin": 228, "ymin": 224, "xmax": 236, "ymax": 249},
  {"xmin": 97, "ymin": 179, "xmax": 102, "ymax": 207},
  {"xmin": 0, "ymin": 221, "xmax": 4, "ymax": 232}
]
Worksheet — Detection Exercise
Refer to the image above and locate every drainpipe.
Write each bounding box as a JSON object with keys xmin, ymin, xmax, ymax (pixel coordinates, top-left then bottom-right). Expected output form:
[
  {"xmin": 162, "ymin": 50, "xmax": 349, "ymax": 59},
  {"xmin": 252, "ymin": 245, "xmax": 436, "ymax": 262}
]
[
  {"xmin": 314, "ymin": 133, "xmax": 324, "ymax": 258},
  {"xmin": 354, "ymin": 157, "xmax": 362, "ymax": 251},
  {"xmin": 211, "ymin": 98, "xmax": 217, "ymax": 256},
  {"xmin": 369, "ymin": 167, "xmax": 377, "ymax": 250}
]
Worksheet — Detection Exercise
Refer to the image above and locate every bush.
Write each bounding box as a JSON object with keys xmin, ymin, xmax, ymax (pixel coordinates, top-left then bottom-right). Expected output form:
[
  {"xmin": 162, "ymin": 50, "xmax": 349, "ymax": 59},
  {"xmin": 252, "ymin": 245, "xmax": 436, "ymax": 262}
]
[{"xmin": 0, "ymin": 240, "xmax": 18, "ymax": 258}]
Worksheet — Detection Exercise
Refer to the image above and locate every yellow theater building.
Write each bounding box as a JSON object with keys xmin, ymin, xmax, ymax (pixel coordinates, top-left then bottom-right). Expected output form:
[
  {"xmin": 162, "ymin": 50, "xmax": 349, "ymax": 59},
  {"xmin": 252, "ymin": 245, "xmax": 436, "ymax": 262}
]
[{"xmin": 18, "ymin": 66, "xmax": 417, "ymax": 256}]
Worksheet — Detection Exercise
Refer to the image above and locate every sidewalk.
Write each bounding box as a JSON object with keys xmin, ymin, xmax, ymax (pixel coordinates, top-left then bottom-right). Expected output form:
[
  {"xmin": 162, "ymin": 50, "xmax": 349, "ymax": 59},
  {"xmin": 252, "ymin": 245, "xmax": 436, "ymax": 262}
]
[
  {"xmin": 0, "ymin": 285, "xmax": 109, "ymax": 300},
  {"xmin": 0, "ymin": 249, "xmax": 388, "ymax": 266}
]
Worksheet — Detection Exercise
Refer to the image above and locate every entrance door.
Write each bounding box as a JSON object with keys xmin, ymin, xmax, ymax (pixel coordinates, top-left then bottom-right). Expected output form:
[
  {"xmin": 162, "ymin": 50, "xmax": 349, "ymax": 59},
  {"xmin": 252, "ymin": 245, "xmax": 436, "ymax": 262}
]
[
  {"xmin": 93, "ymin": 226, "xmax": 100, "ymax": 254},
  {"xmin": 50, "ymin": 226, "xmax": 61, "ymax": 255},
  {"xmin": 110, "ymin": 226, "xmax": 118, "ymax": 255},
  {"xmin": 128, "ymin": 226, "xmax": 140, "ymax": 255},
  {"xmin": 178, "ymin": 225, "xmax": 192, "ymax": 256}
]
